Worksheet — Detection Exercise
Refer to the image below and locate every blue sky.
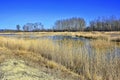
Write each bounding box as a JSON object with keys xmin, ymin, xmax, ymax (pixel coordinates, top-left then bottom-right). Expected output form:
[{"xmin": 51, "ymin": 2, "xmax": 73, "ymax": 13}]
[{"xmin": 0, "ymin": 0, "xmax": 120, "ymax": 29}]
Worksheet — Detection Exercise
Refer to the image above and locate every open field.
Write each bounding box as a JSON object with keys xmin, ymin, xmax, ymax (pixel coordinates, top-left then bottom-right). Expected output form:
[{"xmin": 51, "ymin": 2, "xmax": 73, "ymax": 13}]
[{"xmin": 0, "ymin": 31, "xmax": 120, "ymax": 80}]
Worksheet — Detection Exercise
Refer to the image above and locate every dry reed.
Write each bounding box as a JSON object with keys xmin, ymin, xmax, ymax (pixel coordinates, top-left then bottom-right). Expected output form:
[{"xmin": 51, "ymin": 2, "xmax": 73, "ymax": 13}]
[{"xmin": 0, "ymin": 36, "xmax": 120, "ymax": 80}]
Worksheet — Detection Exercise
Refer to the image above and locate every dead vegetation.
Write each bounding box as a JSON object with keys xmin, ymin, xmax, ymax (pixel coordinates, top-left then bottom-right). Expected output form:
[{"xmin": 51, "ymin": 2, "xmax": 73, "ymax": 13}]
[{"xmin": 0, "ymin": 32, "xmax": 120, "ymax": 80}]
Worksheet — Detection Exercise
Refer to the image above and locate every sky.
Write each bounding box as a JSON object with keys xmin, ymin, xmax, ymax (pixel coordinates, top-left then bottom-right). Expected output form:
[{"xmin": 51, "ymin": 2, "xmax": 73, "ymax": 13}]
[{"xmin": 0, "ymin": 0, "xmax": 120, "ymax": 29}]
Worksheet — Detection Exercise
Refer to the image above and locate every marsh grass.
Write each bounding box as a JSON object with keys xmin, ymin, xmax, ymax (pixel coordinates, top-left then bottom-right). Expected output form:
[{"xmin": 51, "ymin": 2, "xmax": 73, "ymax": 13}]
[
  {"xmin": 90, "ymin": 39, "xmax": 115, "ymax": 53},
  {"xmin": 75, "ymin": 32, "xmax": 110, "ymax": 41},
  {"xmin": 0, "ymin": 36, "xmax": 120, "ymax": 80},
  {"xmin": 74, "ymin": 32, "xmax": 120, "ymax": 42},
  {"xmin": 1, "ymin": 31, "xmax": 120, "ymax": 42}
]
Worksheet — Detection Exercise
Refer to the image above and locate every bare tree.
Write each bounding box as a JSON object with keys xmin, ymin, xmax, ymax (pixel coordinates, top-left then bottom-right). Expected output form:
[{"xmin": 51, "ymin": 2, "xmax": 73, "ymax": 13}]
[
  {"xmin": 16, "ymin": 25, "xmax": 21, "ymax": 31},
  {"xmin": 89, "ymin": 16, "xmax": 120, "ymax": 31},
  {"xmin": 54, "ymin": 17, "xmax": 86, "ymax": 31},
  {"xmin": 23, "ymin": 22, "xmax": 44, "ymax": 31}
]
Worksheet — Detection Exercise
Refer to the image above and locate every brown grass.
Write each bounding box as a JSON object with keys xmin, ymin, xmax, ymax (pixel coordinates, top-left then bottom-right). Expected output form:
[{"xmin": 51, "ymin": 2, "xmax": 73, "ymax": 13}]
[
  {"xmin": 0, "ymin": 32, "xmax": 120, "ymax": 80},
  {"xmin": 90, "ymin": 39, "xmax": 115, "ymax": 53},
  {"xmin": 1, "ymin": 31, "xmax": 120, "ymax": 42},
  {"xmin": 0, "ymin": 46, "xmax": 81, "ymax": 80}
]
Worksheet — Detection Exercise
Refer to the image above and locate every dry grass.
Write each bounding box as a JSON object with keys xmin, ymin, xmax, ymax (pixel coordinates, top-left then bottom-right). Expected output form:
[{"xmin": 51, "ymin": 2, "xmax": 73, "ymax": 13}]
[
  {"xmin": 75, "ymin": 32, "xmax": 109, "ymax": 40},
  {"xmin": 18, "ymin": 31, "xmax": 120, "ymax": 42},
  {"xmin": 0, "ymin": 36, "xmax": 82, "ymax": 79},
  {"xmin": 90, "ymin": 39, "xmax": 115, "ymax": 53},
  {"xmin": 1, "ymin": 31, "xmax": 120, "ymax": 42},
  {"xmin": 73, "ymin": 31, "xmax": 120, "ymax": 42},
  {"xmin": 0, "ymin": 46, "xmax": 81, "ymax": 80},
  {"xmin": 0, "ymin": 33, "xmax": 120, "ymax": 80}
]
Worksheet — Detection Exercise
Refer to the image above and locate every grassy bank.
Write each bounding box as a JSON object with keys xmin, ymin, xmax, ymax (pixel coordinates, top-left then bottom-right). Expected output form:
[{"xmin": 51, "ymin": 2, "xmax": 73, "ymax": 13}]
[
  {"xmin": 0, "ymin": 36, "xmax": 120, "ymax": 80},
  {"xmin": 0, "ymin": 48, "xmax": 81, "ymax": 80}
]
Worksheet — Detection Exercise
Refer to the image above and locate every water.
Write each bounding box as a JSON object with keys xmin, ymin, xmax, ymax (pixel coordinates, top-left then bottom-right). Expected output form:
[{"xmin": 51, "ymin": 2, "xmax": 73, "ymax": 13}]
[{"xmin": 0, "ymin": 33, "xmax": 19, "ymax": 37}]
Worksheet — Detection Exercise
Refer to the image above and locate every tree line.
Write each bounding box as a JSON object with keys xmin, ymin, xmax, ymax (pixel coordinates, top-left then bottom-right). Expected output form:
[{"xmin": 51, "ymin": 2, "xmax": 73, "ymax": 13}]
[
  {"xmin": 16, "ymin": 22, "xmax": 44, "ymax": 32},
  {"xmin": 15, "ymin": 16, "xmax": 120, "ymax": 32},
  {"xmin": 87, "ymin": 16, "xmax": 120, "ymax": 31},
  {"xmin": 53, "ymin": 17, "xmax": 85, "ymax": 31}
]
